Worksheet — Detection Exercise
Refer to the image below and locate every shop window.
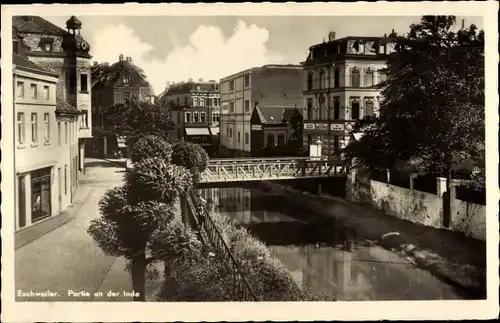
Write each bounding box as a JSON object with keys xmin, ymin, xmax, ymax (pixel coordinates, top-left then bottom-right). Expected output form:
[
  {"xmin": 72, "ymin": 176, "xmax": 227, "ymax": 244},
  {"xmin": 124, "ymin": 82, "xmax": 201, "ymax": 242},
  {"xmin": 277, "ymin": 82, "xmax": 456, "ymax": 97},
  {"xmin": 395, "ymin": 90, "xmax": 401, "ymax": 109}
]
[
  {"xmin": 266, "ymin": 134, "xmax": 275, "ymax": 147},
  {"xmin": 277, "ymin": 134, "xmax": 285, "ymax": 146},
  {"xmin": 31, "ymin": 167, "xmax": 52, "ymax": 223},
  {"xmin": 18, "ymin": 176, "xmax": 26, "ymax": 228}
]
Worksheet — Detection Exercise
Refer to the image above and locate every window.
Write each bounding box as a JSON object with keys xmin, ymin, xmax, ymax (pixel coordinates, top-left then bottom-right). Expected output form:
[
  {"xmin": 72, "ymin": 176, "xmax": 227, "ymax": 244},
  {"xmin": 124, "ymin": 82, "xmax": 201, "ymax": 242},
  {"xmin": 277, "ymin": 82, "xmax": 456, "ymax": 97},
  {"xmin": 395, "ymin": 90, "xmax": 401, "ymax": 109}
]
[
  {"xmin": 80, "ymin": 74, "xmax": 88, "ymax": 92},
  {"xmin": 184, "ymin": 97, "xmax": 188, "ymax": 106},
  {"xmin": 200, "ymin": 97, "xmax": 205, "ymax": 107},
  {"xmin": 245, "ymin": 132, "xmax": 249, "ymax": 145},
  {"xmin": 266, "ymin": 134, "xmax": 275, "ymax": 147},
  {"xmin": 31, "ymin": 113, "xmax": 38, "ymax": 143},
  {"xmin": 229, "ymin": 102, "xmax": 235, "ymax": 113},
  {"xmin": 44, "ymin": 43, "xmax": 52, "ymax": 52},
  {"xmin": 351, "ymin": 68, "xmax": 360, "ymax": 87},
  {"xmin": 123, "ymin": 75, "xmax": 130, "ymax": 85},
  {"xmin": 365, "ymin": 100, "xmax": 374, "ymax": 117},
  {"xmin": 334, "ymin": 97, "xmax": 340, "ymax": 120},
  {"xmin": 244, "ymin": 75, "xmax": 250, "ymax": 87},
  {"xmin": 379, "ymin": 44, "xmax": 386, "ymax": 54},
  {"xmin": 44, "ymin": 113, "xmax": 50, "ymax": 143},
  {"xmin": 57, "ymin": 122, "xmax": 61, "ymax": 145},
  {"xmin": 229, "ymin": 80, "xmax": 234, "ymax": 91},
  {"xmin": 334, "ymin": 68, "xmax": 340, "ymax": 88},
  {"xmin": 319, "ymin": 70, "xmax": 326, "ymax": 89},
  {"xmin": 307, "ymin": 99, "xmax": 313, "ymax": 120},
  {"xmin": 17, "ymin": 81, "xmax": 25, "ymax": 98},
  {"xmin": 81, "ymin": 110, "xmax": 89, "ymax": 128},
  {"xmin": 200, "ymin": 112, "xmax": 206, "ymax": 123},
  {"xmin": 358, "ymin": 43, "xmax": 365, "ymax": 53},
  {"xmin": 229, "ymin": 128, "xmax": 233, "ymax": 138},
  {"xmin": 177, "ymin": 113, "xmax": 181, "ymax": 123},
  {"xmin": 307, "ymin": 72, "xmax": 313, "ymax": 90},
  {"xmin": 212, "ymin": 111, "xmax": 220, "ymax": 123},
  {"xmin": 65, "ymin": 122, "xmax": 68, "ymax": 144},
  {"xmin": 193, "ymin": 97, "xmax": 199, "ymax": 106},
  {"xmin": 333, "ymin": 135, "xmax": 340, "ymax": 151},
  {"xmin": 277, "ymin": 134, "xmax": 285, "ymax": 146},
  {"xmin": 176, "ymin": 98, "xmax": 179, "ymax": 106},
  {"xmin": 319, "ymin": 97, "xmax": 325, "ymax": 120},
  {"xmin": 237, "ymin": 132, "xmax": 241, "ymax": 143},
  {"xmin": 185, "ymin": 112, "xmax": 191, "ymax": 123},
  {"xmin": 13, "ymin": 40, "xmax": 19, "ymax": 54},
  {"xmin": 30, "ymin": 84, "xmax": 38, "ymax": 99},
  {"xmin": 31, "ymin": 167, "xmax": 52, "ymax": 223},
  {"xmin": 351, "ymin": 101, "xmax": 360, "ymax": 120},
  {"xmin": 207, "ymin": 98, "xmax": 212, "ymax": 107},
  {"xmin": 43, "ymin": 85, "xmax": 50, "ymax": 100},
  {"xmin": 123, "ymin": 92, "xmax": 130, "ymax": 102},
  {"xmin": 18, "ymin": 175, "xmax": 26, "ymax": 228},
  {"xmin": 193, "ymin": 112, "xmax": 200, "ymax": 123},
  {"xmin": 244, "ymin": 100, "xmax": 250, "ymax": 112},
  {"xmin": 365, "ymin": 69, "xmax": 374, "ymax": 87},
  {"xmin": 17, "ymin": 112, "xmax": 25, "ymax": 145}
]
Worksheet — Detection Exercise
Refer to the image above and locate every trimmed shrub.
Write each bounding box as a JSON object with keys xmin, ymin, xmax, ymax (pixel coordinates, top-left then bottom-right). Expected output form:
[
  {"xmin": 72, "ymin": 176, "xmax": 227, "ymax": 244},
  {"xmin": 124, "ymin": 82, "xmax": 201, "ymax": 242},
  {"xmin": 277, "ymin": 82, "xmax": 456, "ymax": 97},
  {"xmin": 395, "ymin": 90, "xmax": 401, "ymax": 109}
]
[
  {"xmin": 130, "ymin": 135, "xmax": 173, "ymax": 164},
  {"xmin": 171, "ymin": 141, "xmax": 208, "ymax": 180},
  {"xmin": 126, "ymin": 158, "xmax": 194, "ymax": 205}
]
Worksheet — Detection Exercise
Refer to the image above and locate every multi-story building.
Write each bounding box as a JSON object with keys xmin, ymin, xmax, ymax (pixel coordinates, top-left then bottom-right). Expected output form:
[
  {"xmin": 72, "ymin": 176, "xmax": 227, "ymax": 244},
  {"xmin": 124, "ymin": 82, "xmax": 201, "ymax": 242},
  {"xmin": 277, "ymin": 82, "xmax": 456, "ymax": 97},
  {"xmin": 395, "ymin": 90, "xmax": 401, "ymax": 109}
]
[
  {"xmin": 219, "ymin": 64, "xmax": 304, "ymax": 157},
  {"xmin": 249, "ymin": 105, "xmax": 304, "ymax": 157},
  {"xmin": 13, "ymin": 15, "xmax": 93, "ymax": 173},
  {"xmin": 14, "ymin": 47, "xmax": 81, "ymax": 233},
  {"xmin": 301, "ymin": 32, "xmax": 397, "ymax": 157},
  {"xmin": 90, "ymin": 54, "xmax": 155, "ymax": 157},
  {"xmin": 165, "ymin": 80, "xmax": 221, "ymax": 157}
]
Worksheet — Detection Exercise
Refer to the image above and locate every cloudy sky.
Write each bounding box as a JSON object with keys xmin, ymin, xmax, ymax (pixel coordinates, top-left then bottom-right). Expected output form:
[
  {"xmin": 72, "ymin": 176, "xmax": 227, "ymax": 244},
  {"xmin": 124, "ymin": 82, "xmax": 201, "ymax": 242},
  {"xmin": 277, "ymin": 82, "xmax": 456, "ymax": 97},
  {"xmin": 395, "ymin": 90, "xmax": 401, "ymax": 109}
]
[{"xmin": 45, "ymin": 15, "xmax": 483, "ymax": 94}]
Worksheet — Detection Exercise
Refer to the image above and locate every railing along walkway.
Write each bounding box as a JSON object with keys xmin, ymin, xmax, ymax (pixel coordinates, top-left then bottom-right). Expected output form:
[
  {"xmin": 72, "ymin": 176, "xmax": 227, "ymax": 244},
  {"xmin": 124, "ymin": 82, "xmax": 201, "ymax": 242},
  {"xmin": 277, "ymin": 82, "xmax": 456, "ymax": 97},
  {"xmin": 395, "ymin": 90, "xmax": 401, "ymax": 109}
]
[{"xmin": 186, "ymin": 190, "xmax": 258, "ymax": 301}]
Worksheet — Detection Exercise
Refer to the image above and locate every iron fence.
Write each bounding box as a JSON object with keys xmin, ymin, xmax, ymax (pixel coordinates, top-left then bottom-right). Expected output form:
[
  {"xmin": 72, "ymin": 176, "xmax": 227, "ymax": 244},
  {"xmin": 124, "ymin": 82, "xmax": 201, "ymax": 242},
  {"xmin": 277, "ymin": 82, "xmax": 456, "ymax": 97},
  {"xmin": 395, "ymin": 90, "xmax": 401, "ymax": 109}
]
[{"xmin": 186, "ymin": 190, "xmax": 259, "ymax": 301}]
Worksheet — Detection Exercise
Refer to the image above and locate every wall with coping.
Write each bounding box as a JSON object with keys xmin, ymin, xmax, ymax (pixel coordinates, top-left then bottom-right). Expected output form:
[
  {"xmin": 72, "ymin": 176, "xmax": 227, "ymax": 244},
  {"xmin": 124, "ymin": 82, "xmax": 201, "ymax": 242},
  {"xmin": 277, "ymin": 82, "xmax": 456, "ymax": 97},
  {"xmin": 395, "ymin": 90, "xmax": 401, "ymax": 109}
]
[{"xmin": 346, "ymin": 172, "xmax": 486, "ymax": 241}]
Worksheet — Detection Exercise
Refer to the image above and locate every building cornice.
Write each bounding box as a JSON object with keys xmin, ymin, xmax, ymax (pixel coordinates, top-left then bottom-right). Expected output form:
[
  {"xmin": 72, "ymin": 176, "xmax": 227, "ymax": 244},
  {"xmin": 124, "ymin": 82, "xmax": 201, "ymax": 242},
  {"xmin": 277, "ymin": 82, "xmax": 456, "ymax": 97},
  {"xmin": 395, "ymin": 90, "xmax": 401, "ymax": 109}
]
[{"xmin": 14, "ymin": 66, "xmax": 59, "ymax": 81}]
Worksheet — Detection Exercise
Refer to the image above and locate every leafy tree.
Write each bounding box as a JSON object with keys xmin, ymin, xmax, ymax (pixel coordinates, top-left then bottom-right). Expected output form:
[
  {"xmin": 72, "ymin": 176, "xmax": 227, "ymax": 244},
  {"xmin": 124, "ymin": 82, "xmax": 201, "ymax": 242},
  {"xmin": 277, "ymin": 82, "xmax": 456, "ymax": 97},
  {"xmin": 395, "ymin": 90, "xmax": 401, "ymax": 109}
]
[
  {"xmin": 171, "ymin": 141, "xmax": 209, "ymax": 183},
  {"xmin": 103, "ymin": 97, "xmax": 175, "ymax": 149},
  {"xmin": 345, "ymin": 16, "xmax": 484, "ymax": 178},
  {"xmin": 130, "ymin": 135, "xmax": 173, "ymax": 164}
]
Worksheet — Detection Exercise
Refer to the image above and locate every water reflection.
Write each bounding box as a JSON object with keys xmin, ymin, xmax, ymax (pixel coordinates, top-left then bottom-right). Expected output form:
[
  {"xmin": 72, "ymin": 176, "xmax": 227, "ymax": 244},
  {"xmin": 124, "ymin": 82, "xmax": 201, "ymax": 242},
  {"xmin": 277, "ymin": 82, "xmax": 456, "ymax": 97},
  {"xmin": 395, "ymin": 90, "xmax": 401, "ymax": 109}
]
[{"xmin": 198, "ymin": 186, "xmax": 462, "ymax": 301}]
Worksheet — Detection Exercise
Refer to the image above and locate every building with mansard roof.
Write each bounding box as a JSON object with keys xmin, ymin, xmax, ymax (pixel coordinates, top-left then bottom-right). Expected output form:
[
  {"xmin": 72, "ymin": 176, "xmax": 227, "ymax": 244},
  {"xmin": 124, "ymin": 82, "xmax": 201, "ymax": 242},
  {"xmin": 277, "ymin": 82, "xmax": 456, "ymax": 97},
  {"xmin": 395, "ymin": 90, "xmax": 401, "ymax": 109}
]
[
  {"xmin": 301, "ymin": 31, "xmax": 398, "ymax": 157},
  {"xmin": 89, "ymin": 54, "xmax": 155, "ymax": 157},
  {"xmin": 13, "ymin": 15, "xmax": 93, "ymax": 175}
]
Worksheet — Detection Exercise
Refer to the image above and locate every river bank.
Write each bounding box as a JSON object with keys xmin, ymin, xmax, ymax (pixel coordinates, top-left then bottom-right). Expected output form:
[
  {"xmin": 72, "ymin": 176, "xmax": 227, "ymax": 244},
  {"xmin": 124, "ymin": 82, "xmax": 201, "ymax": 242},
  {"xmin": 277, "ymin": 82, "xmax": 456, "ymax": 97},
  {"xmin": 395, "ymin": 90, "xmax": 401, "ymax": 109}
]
[{"xmin": 253, "ymin": 181, "xmax": 486, "ymax": 299}]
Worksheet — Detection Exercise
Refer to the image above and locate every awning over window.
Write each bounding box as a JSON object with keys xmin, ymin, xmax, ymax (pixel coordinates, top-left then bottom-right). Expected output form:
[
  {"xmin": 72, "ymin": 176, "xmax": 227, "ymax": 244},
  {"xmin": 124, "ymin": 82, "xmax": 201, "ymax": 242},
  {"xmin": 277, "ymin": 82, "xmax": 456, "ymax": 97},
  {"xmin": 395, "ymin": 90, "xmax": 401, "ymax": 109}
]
[
  {"xmin": 209, "ymin": 127, "xmax": 220, "ymax": 136},
  {"xmin": 185, "ymin": 127, "xmax": 211, "ymax": 136}
]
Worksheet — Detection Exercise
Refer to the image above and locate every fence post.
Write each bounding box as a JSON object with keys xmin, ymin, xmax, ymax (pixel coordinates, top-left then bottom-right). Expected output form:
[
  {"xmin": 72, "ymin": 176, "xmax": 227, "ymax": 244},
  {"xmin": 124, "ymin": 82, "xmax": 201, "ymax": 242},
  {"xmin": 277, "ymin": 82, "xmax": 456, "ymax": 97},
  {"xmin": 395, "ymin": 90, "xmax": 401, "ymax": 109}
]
[{"xmin": 409, "ymin": 173, "xmax": 418, "ymax": 190}]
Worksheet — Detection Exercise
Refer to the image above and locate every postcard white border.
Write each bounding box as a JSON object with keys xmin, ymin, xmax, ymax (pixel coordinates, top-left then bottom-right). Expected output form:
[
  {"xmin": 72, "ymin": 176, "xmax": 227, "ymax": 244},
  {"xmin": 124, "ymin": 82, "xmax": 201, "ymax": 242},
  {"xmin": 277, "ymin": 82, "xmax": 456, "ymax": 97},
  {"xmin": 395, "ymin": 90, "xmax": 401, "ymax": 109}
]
[{"xmin": 2, "ymin": 2, "xmax": 499, "ymax": 322}]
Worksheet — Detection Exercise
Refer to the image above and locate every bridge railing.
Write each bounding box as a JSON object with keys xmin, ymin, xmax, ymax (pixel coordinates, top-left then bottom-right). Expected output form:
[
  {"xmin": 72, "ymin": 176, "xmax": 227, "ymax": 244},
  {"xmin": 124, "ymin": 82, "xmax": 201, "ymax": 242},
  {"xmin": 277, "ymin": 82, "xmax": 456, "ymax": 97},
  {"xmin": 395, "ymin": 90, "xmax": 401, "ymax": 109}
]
[
  {"xmin": 186, "ymin": 190, "xmax": 259, "ymax": 301},
  {"xmin": 201, "ymin": 157, "xmax": 348, "ymax": 183}
]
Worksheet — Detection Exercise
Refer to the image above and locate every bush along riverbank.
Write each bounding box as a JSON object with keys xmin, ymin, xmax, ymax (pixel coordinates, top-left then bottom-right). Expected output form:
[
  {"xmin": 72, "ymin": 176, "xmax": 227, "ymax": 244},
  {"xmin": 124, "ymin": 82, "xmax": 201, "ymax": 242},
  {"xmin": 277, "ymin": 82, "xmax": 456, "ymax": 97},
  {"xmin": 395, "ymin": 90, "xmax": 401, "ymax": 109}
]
[{"xmin": 155, "ymin": 210, "xmax": 334, "ymax": 301}]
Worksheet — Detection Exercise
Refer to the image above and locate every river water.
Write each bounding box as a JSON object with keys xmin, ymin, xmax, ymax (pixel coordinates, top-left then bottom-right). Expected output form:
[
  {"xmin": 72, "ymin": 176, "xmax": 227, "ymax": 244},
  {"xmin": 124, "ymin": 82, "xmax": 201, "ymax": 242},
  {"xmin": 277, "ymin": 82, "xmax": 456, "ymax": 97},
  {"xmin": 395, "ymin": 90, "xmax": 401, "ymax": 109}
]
[{"xmin": 198, "ymin": 185, "xmax": 463, "ymax": 301}]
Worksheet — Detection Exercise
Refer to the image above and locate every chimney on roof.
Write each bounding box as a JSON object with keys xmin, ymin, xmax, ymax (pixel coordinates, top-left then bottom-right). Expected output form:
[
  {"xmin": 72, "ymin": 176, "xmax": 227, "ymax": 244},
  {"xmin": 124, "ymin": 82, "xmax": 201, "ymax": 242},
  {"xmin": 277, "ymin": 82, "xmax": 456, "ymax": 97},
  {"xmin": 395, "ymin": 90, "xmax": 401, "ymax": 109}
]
[
  {"xmin": 126, "ymin": 56, "xmax": 132, "ymax": 63},
  {"xmin": 328, "ymin": 31, "xmax": 336, "ymax": 42},
  {"xmin": 119, "ymin": 54, "xmax": 124, "ymax": 61}
]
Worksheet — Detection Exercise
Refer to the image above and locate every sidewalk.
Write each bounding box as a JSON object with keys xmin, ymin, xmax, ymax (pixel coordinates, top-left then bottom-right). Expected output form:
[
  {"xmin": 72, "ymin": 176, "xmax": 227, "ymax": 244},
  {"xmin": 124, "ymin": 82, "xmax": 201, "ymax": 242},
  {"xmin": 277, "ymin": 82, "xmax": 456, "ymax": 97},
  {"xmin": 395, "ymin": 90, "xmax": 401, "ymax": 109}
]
[{"xmin": 263, "ymin": 182, "xmax": 487, "ymax": 299}]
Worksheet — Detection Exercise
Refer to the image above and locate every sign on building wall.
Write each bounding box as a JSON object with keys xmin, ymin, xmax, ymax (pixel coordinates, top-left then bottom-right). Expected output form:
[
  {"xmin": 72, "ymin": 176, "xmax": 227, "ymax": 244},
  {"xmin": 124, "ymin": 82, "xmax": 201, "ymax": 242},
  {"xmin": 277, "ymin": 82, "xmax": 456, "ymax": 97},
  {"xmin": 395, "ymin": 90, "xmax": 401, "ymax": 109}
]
[
  {"xmin": 316, "ymin": 123, "xmax": 328, "ymax": 131},
  {"xmin": 330, "ymin": 123, "xmax": 345, "ymax": 131},
  {"xmin": 304, "ymin": 123, "xmax": 315, "ymax": 130},
  {"xmin": 251, "ymin": 125, "xmax": 262, "ymax": 131}
]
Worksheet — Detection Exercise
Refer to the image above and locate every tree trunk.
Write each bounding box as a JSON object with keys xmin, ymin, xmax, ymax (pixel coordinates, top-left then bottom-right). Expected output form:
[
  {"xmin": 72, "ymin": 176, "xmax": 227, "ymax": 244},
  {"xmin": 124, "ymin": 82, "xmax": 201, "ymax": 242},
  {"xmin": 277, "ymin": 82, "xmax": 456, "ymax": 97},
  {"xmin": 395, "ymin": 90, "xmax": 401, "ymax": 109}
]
[{"xmin": 131, "ymin": 254, "xmax": 147, "ymax": 301}]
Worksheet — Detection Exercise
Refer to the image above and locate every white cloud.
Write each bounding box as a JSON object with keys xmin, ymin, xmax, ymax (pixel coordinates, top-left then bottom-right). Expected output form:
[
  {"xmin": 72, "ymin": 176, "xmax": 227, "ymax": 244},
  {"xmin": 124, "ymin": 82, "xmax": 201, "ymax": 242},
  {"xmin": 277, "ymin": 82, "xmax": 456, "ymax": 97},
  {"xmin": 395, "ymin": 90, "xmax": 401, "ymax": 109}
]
[{"xmin": 90, "ymin": 21, "xmax": 284, "ymax": 95}]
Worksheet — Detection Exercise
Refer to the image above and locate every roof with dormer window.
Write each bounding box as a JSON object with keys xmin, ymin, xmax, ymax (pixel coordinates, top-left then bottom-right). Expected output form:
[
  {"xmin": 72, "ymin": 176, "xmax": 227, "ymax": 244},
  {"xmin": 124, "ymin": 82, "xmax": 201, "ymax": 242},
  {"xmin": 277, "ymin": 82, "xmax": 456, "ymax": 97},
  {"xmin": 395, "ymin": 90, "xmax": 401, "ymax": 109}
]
[{"xmin": 91, "ymin": 58, "xmax": 153, "ymax": 91}]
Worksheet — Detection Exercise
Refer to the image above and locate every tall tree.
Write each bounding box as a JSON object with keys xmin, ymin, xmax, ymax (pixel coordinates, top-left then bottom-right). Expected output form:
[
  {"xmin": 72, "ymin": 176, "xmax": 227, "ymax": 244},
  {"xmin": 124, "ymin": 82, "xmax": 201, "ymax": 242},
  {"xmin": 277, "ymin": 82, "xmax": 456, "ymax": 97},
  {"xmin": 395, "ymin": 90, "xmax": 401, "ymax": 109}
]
[
  {"xmin": 103, "ymin": 98, "xmax": 175, "ymax": 148},
  {"xmin": 345, "ymin": 16, "xmax": 484, "ymax": 175}
]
